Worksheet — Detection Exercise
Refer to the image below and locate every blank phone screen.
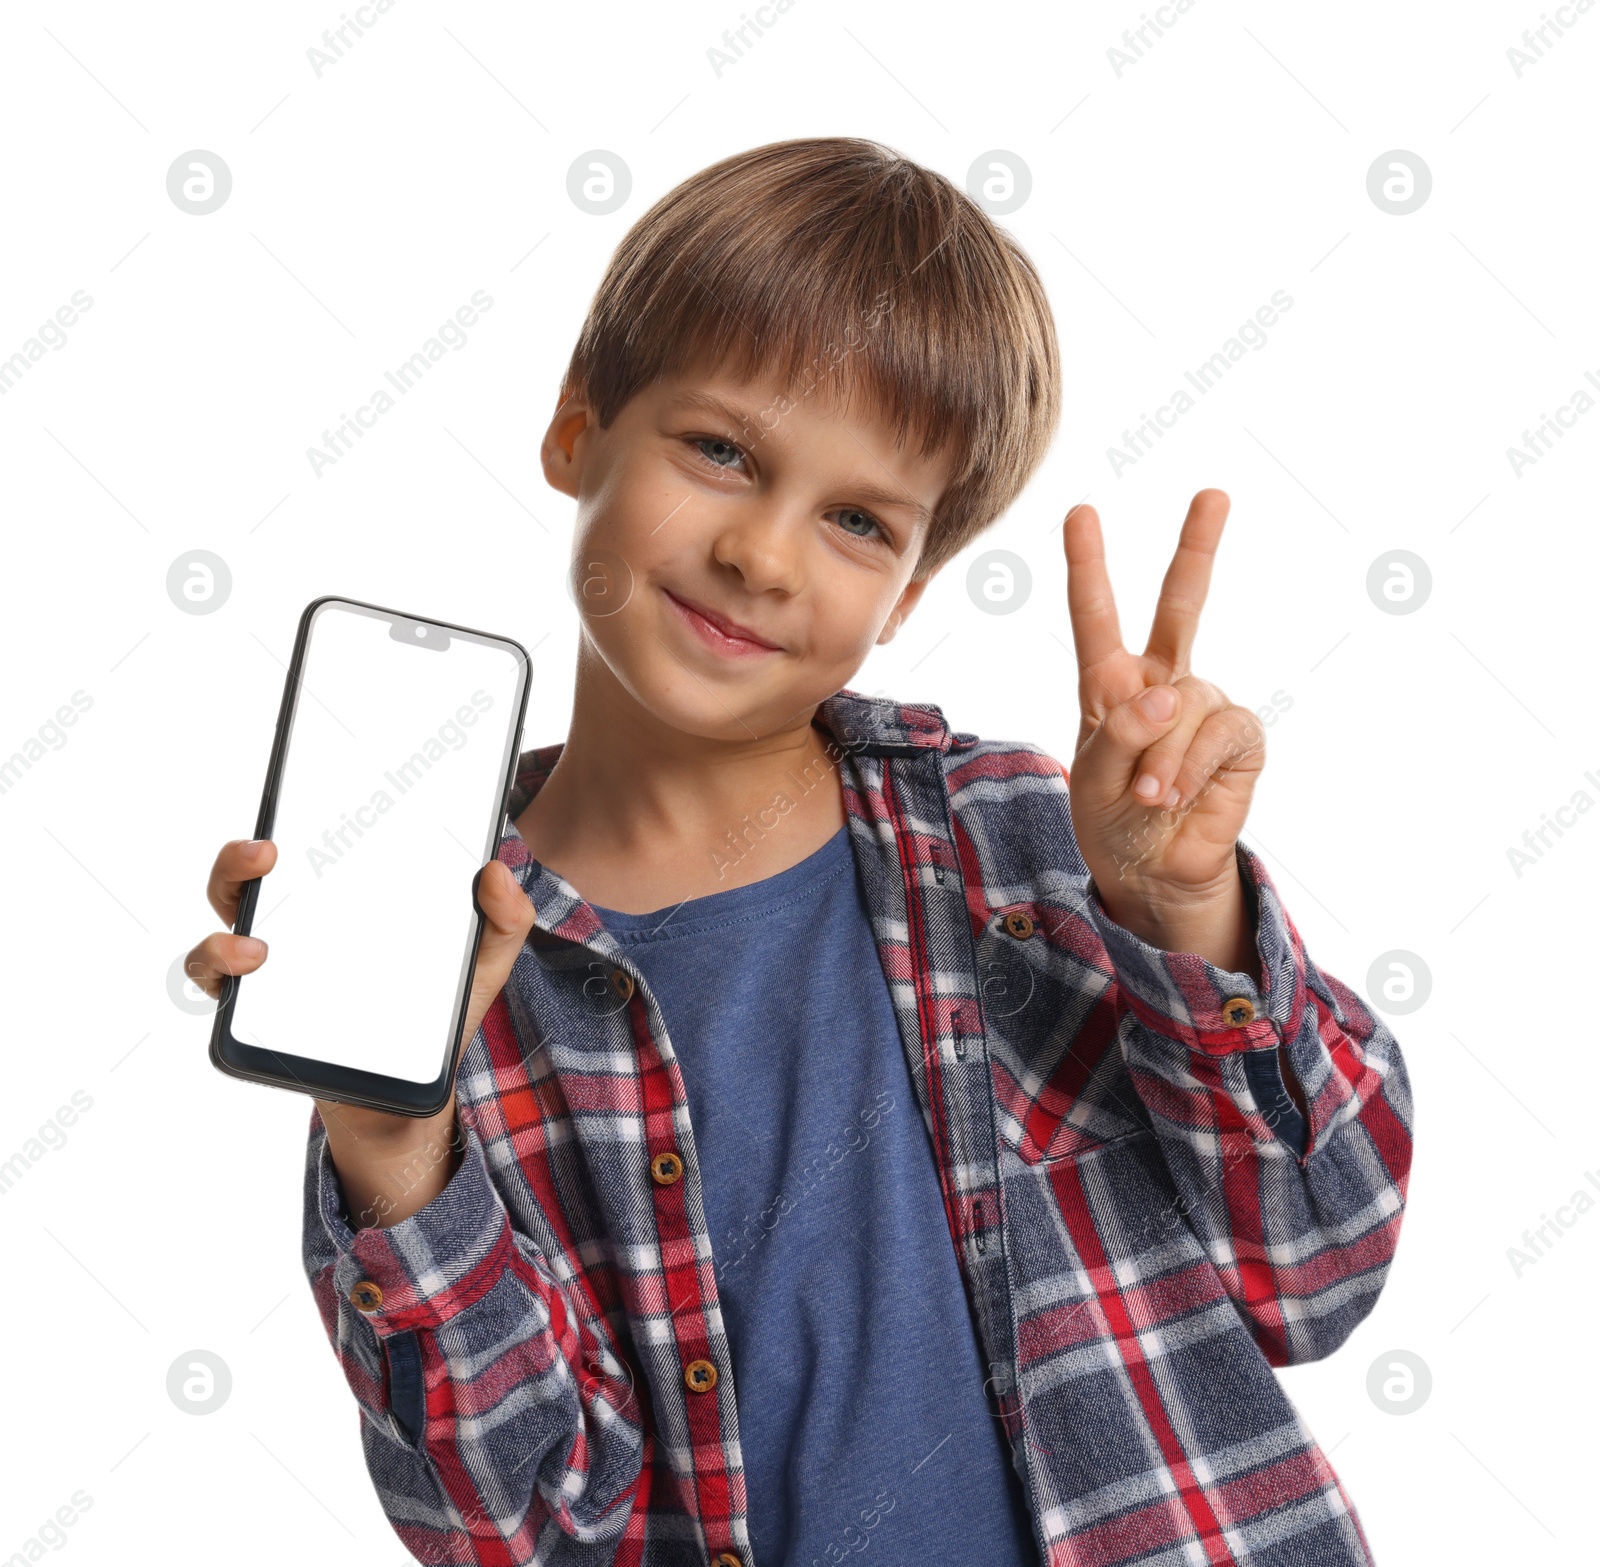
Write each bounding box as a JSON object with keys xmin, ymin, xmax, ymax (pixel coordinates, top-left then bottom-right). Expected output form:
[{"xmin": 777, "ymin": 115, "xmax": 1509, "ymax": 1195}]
[{"xmin": 227, "ymin": 601, "xmax": 526, "ymax": 1086}]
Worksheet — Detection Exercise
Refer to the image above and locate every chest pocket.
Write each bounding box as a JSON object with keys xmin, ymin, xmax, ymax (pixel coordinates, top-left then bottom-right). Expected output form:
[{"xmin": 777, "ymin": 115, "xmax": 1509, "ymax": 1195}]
[{"xmin": 976, "ymin": 898, "xmax": 1152, "ymax": 1164}]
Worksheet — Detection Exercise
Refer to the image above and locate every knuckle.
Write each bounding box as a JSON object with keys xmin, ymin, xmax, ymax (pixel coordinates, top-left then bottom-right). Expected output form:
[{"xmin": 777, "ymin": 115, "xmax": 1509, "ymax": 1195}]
[
  {"xmin": 1116, "ymin": 698, "xmax": 1157, "ymax": 741},
  {"xmin": 1098, "ymin": 699, "xmax": 1134, "ymax": 740},
  {"xmin": 1229, "ymin": 706, "xmax": 1266, "ymax": 752},
  {"xmin": 1181, "ymin": 675, "xmax": 1224, "ymax": 709}
]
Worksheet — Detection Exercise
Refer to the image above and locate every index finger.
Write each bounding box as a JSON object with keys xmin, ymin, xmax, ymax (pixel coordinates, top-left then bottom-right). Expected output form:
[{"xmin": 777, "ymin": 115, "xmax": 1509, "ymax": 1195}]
[
  {"xmin": 1144, "ymin": 488, "xmax": 1230, "ymax": 675},
  {"xmin": 206, "ymin": 838, "xmax": 277, "ymax": 925},
  {"xmin": 1062, "ymin": 502, "xmax": 1126, "ymax": 670}
]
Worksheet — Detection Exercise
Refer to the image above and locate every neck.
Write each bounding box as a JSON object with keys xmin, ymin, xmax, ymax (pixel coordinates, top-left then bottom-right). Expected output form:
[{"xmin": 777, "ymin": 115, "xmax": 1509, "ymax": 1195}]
[{"xmin": 515, "ymin": 637, "xmax": 848, "ymax": 907}]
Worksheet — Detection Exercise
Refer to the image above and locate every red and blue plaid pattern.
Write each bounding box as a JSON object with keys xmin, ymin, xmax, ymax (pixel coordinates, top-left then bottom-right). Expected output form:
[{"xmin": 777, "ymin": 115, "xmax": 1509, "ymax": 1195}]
[{"xmin": 302, "ymin": 687, "xmax": 1412, "ymax": 1566}]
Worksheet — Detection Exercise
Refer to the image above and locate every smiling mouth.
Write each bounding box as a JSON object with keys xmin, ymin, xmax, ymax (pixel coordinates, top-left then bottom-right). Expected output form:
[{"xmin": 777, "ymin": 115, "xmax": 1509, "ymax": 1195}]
[{"xmin": 662, "ymin": 588, "xmax": 784, "ymax": 656}]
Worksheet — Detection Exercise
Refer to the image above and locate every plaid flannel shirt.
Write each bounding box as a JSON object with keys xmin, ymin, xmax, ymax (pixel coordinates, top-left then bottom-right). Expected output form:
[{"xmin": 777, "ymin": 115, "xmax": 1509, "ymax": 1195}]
[{"xmin": 303, "ymin": 687, "xmax": 1413, "ymax": 1567}]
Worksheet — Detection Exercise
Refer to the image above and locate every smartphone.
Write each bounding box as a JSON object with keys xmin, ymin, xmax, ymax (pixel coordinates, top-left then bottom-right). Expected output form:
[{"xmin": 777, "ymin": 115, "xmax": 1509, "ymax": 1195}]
[{"xmin": 209, "ymin": 596, "xmax": 532, "ymax": 1117}]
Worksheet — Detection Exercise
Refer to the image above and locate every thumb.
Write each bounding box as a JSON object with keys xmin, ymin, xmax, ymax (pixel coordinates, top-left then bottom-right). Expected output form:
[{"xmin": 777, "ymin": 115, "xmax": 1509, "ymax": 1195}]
[
  {"xmin": 463, "ymin": 860, "xmax": 536, "ymax": 1033},
  {"xmin": 1074, "ymin": 685, "xmax": 1183, "ymax": 808},
  {"xmin": 473, "ymin": 858, "xmax": 535, "ymax": 947}
]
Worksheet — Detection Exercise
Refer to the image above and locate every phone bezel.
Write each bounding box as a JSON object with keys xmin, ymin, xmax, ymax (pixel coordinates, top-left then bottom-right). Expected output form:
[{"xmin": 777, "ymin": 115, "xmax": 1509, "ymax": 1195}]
[{"xmin": 207, "ymin": 594, "xmax": 532, "ymax": 1118}]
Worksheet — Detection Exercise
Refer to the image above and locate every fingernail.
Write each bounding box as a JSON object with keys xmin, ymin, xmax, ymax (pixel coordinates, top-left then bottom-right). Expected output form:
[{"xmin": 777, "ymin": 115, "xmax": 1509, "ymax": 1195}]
[
  {"xmin": 1134, "ymin": 773, "xmax": 1163, "ymax": 800},
  {"xmin": 239, "ymin": 937, "xmax": 266, "ymax": 958},
  {"xmin": 1140, "ymin": 686, "xmax": 1176, "ymax": 720}
]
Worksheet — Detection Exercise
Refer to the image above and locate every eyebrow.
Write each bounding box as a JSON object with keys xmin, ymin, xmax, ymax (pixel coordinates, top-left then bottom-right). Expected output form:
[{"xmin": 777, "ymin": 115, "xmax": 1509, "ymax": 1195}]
[{"xmin": 667, "ymin": 390, "xmax": 936, "ymax": 530}]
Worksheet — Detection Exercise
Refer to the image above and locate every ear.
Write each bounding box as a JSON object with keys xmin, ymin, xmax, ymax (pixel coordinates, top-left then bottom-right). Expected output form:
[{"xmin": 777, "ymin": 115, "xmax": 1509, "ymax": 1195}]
[
  {"xmin": 540, "ymin": 387, "xmax": 594, "ymax": 500},
  {"xmin": 876, "ymin": 567, "xmax": 938, "ymax": 645}
]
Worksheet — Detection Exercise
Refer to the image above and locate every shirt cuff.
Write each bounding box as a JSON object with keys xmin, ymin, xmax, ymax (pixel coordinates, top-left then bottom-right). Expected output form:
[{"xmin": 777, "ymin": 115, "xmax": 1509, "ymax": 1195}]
[
  {"xmin": 311, "ymin": 1105, "xmax": 522, "ymax": 1338},
  {"xmin": 1083, "ymin": 840, "xmax": 1306, "ymax": 1057}
]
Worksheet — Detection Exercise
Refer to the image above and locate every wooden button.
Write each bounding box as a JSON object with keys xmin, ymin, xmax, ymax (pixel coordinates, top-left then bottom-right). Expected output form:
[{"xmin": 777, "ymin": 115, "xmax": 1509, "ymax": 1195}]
[
  {"xmin": 650, "ymin": 1150, "xmax": 684, "ymax": 1185},
  {"xmin": 684, "ymin": 1358, "xmax": 718, "ymax": 1393},
  {"xmin": 610, "ymin": 968, "xmax": 634, "ymax": 1001},
  {"xmin": 349, "ymin": 1280, "xmax": 384, "ymax": 1314},
  {"xmin": 711, "ymin": 1554, "xmax": 744, "ymax": 1567},
  {"xmin": 1221, "ymin": 996, "xmax": 1256, "ymax": 1027},
  {"xmin": 1001, "ymin": 910, "xmax": 1035, "ymax": 939}
]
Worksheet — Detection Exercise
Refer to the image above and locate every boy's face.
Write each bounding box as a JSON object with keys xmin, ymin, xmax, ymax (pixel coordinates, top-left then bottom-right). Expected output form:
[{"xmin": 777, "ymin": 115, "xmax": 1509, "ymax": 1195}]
[{"xmin": 540, "ymin": 361, "xmax": 953, "ymax": 743}]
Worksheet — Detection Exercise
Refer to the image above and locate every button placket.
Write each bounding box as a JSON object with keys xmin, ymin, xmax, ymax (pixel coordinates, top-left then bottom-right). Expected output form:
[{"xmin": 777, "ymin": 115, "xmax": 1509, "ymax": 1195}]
[
  {"xmin": 525, "ymin": 868, "xmax": 744, "ymax": 1547},
  {"xmin": 607, "ymin": 957, "xmax": 733, "ymax": 1489},
  {"xmin": 953, "ymin": 1001, "xmax": 973, "ymax": 1060},
  {"xmin": 870, "ymin": 755, "xmax": 1027, "ymax": 1472}
]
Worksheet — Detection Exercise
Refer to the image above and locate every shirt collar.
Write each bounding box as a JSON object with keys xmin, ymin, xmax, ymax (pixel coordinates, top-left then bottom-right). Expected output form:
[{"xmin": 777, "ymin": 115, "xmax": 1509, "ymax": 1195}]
[
  {"xmin": 494, "ymin": 687, "xmax": 959, "ymax": 952},
  {"xmin": 812, "ymin": 687, "xmax": 959, "ymax": 756}
]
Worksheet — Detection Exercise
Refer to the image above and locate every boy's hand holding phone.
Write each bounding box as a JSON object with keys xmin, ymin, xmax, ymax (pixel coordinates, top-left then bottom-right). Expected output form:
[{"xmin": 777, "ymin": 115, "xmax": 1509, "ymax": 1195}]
[
  {"xmin": 186, "ymin": 838, "xmax": 534, "ymax": 1228},
  {"xmin": 1062, "ymin": 488, "xmax": 1267, "ymax": 979}
]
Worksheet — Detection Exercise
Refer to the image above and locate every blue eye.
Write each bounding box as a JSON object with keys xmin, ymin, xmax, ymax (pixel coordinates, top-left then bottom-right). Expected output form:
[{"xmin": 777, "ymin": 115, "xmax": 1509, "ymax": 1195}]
[
  {"xmin": 834, "ymin": 508, "xmax": 888, "ymax": 542},
  {"xmin": 693, "ymin": 436, "xmax": 745, "ymax": 470},
  {"xmin": 689, "ymin": 436, "xmax": 890, "ymax": 545}
]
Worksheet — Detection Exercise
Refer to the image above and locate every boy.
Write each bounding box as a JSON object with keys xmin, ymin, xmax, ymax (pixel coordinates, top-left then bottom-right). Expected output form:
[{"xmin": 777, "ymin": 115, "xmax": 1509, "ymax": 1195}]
[{"xmin": 190, "ymin": 136, "xmax": 1411, "ymax": 1566}]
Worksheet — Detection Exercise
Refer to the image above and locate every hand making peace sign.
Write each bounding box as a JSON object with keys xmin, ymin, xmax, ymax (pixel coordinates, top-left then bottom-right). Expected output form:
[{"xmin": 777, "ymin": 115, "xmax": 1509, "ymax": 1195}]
[{"xmin": 1062, "ymin": 489, "xmax": 1268, "ymax": 938}]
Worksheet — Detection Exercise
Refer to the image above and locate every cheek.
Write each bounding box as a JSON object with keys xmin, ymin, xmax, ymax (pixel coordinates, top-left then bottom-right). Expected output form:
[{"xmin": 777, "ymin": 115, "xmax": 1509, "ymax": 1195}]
[
  {"xmin": 574, "ymin": 460, "xmax": 647, "ymax": 548},
  {"xmin": 570, "ymin": 475, "xmax": 676, "ymax": 612},
  {"xmin": 812, "ymin": 582, "xmax": 898, "ymax": 664},
  {"xmin": 568, "ymin": 549, "xmax": 638, "ymax": 625}
]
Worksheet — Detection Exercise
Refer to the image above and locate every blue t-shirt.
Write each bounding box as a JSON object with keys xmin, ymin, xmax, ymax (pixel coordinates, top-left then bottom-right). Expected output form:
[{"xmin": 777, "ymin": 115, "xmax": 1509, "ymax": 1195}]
[{"xmin": 589, "ymin": 824, "xmax": 1039, "ymax": 1567}]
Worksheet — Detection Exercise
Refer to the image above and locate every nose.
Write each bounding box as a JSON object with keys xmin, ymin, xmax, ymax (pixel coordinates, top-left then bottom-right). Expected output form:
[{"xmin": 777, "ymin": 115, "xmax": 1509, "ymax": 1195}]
[{"xmin": 710, "ymin": 500, "xmax": 806, "ymax": 596}]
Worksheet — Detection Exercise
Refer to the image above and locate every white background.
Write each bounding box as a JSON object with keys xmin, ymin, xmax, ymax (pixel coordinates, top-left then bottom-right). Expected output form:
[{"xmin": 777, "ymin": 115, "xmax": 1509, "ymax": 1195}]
[{"xmin": 1, "ymin": 0, "xmax": 1594, "ymax": 1561}]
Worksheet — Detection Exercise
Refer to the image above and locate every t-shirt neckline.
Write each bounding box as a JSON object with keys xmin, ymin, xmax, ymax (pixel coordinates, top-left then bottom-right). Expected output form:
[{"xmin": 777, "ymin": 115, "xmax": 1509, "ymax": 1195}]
[{"xmin": 587, "ymin": 822, "xmax": 852, "ymax": 938}]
